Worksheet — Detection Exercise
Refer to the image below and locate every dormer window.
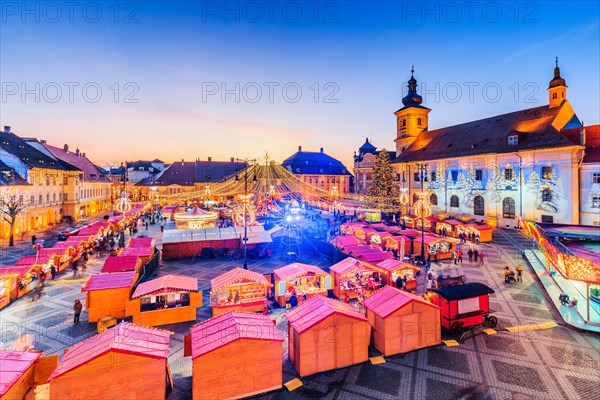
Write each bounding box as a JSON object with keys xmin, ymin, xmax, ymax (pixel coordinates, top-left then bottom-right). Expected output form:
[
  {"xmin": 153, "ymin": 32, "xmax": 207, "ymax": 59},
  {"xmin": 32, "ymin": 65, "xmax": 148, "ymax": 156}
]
[{"xmin": 508, "ymin": 135, "xmax": 518, "ymax": 145}]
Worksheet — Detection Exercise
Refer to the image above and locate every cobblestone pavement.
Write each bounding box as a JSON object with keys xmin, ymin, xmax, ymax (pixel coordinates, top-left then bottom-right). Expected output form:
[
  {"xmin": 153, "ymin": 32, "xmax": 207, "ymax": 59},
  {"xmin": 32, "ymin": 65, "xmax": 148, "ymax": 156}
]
[{"xmin": 0, "ymin": 222, "xmax": 598, "ymax": 400}]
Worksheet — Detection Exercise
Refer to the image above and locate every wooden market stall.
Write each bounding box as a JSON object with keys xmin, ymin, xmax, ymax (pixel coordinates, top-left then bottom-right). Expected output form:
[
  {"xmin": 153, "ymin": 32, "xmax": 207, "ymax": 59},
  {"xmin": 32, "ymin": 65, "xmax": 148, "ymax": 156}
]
[
  {"xmin": 461, "ymin": 224, "xmax": 493, "ymax": 242},
  {"xmin": 353, "ymin": 227, "xmax": 377, "ymax": 244},
  {"xmin": 0, "ymin": 350, "xmax": 57, "ymax": 400},
  {"xmin": 376, "ymin": 259, "xmax": 421, "ymax": 287},
  {"xmin": 329, "ymin": 257, "xmax": 389, "ymax": 299},
  {"xmin": 287, "ymin": 295, "xmax": 370, "ymax": 377},
  {"xmin": 81, "ymin": 271, "xmax": 137, "ymax": 322},
  {"xmin": 36, "ymin": 248, "xmax": 71, "ymax": 271},
  {"xmin": 50, "ymin": 242, "xmax": 81, "ymax": 265},
  {"xmin": 363, "ymin": 286, "xmax": 441, "ymax": 356},
  {"xmin": 0, "ymin": 264, "xmax": 38, "ymax": 300},
  {"xmin": 119, "ymin": 246, "xmax": 154, "ymax": 264},
  {"xmin": 357, "ymin": 251, "xmax": 395, "ymax": 264},
  {"xmin": 48, "ymin": 322, "xmax": 171, "ymax": 400},
  {"xmin": 339, "ymin": 222, "xmax": 366, "ymax": 235},
  {"xmin": 435, "ymin": 219, "xmax": 462, "ymax": 237},
  {"xmin": 100, "ymin": 255, "xmax": 142, "ymax": 275},
  {"xmin": 210, "ymin": 267, "xmax": 270, "ymax": 316},
  {"xmin": 380, "ymin": 234, "xmax": 411, "ymax": 258},
  {"xmin": 0, "ymin": 274, "xmax": 11, "ymax": 310},
  {"xmin": 413, "ymin": 234, "xmax": 455, "ymax": 260},
  {"xmin": 331, "ymin": 235, "xmax": 361, "ymax": 250},
  {"xmin": 415, "ymin": 215, "xmax": 437, "ymax": 232},
  {"xmin": 273, "ymin": 263, "xmax": 331, "ymax": 307},
  {"xmin": 189, "ymin": 312, "xmax": 284, "ymax": 400},
  {"xmin": 427, "ymin": 282, "xmax": 497, "ymax": 335},
  {"xmin": 127, "ymin": 274, "xmax": 201, "ymax": 326}
]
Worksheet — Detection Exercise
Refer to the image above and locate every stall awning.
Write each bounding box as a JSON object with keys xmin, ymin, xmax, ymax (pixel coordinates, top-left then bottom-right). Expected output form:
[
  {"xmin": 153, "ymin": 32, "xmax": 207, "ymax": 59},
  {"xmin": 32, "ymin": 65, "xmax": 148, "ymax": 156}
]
[
  {"xmin": 376, "ymin": 259, "xmax": 420, "ymax": 273},
  {"xmin": 50, "ymin": 242, "xmax": 75, "ymax": 250},
  {"xmin": 190, "ymin": 312, "xmax": 283, "ymax": 359},
  {"xmin": 344, "ymin": 245, "xmax": 381, "ymax": 256},
  {"xmin": 364, "ymin": 286, "xmax": 438, "ymax": 318},
  {"xmin": 14, "ymin": 255, "xmax": 52, "ymax": 266},
  {"xmin": 424, "ymin": 216, "xmax": 438, "ymax": 222},
  {"xmin": 0, "ymin": 350, "xmax": 43, "ymax": 397},
  {"xmin": 101, "ymin": 256, "xmax": 140, "ymax": 273},
  {"xmin": 273, "ymin": 263, "xmax": 328, "ymax": 281},
  {"xmin": 287, "ymin": 295, "xmax": 367, "ymax": 333},
  {"xmin": 444, "ymin": 219, "xmax": 462, "ymax": 226},
  {"xmin": 0, "ymin": 265, "xmax": 35, "ymax": 276},
  {"xmin": 132, "ymin": 274, "xmax": 198, "ymax": 299},
  {"xmin": 465, "ymin": 224, "xmax": 492, "ymax": 231},
  {"xmin": 210, "ymin": 267, "xmax": 270, "ymax": 291},
  {"xmin": 49, "ymin": 322, "xmax": 170, "ymax": 379},
  {"xmin": 81, "ymin": 271, "xmax": 136, "ymax": 292}
]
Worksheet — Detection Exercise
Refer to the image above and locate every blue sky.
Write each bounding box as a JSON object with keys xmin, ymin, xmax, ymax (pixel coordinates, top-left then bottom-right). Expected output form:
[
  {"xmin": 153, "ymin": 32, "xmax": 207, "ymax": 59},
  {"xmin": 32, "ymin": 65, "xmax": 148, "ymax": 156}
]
[{"xmin": 1, "ymin": 1, "xmax": 598, "ymax": 168}]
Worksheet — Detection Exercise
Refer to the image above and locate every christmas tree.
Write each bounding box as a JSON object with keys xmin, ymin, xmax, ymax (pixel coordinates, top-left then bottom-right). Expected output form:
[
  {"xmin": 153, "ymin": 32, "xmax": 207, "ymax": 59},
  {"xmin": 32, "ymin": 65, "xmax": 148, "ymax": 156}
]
[
  {"xmin": 488, "ymin": 166, "xmax": 503, "ymax": 203},
  {"xmin": 368, "ymin": 149, "xmax": 397, "ymax": 212},
  {"xmin": 526, "ymin": 170, "xmax": 541, "ymax": 193}
]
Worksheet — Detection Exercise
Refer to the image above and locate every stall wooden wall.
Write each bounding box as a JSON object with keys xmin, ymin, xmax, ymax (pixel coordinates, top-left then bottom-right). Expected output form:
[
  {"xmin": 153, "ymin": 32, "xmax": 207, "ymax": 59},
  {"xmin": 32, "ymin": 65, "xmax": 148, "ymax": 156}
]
[
  {"xmin": 127, "ymin": 292, "xmax": 202, "ymax": 327},
  {"xmin": 49, "ymin": 352, "xmax": 166, "ymax": 400},
  {"xmin": 368, "ymin": 301, "xmax": 441, "ymax": 356},
  {"xmin": 193, "ymin": 338, "xmax": 282, "ymax": 400},
  {"xmin": 290, "ymin": 314, "xmax": 370, "ymax": 377},
  {"xmin": 211, "ymin": 301, "xmax": 265, "ymax": 317},
  {"xmin": 86, "ymin": 288, "xmax": 130, "ymax": 322},
  {"xmin": 0, "ymin": 364, "xmax": 35, "ymax": 400}
]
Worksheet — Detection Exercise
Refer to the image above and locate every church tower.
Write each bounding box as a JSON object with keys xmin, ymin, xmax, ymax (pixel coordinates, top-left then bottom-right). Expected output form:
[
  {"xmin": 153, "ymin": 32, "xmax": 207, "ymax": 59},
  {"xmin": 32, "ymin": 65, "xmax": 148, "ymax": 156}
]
[
  {"xmin": 548, "ymin": 57, "xmax": 567, "ymax": 108},
  {"xmin": 394, "ymin": 67, "xmax": 431, "ymax": 156}
]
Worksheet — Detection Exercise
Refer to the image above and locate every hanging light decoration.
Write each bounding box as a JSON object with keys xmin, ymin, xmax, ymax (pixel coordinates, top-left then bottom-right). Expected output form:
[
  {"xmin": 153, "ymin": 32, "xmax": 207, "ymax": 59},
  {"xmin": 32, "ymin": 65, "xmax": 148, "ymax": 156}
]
[
  {"xmin": 233, "ymin": 193, "xmax": 256, "ymax": 227},
  {"xmin": 413, "ymin": 191, "xmax": 432, "ymax": 217},
  {"xmin": 114, "ymin": 191, "xmax": 132, "ymax": 214}
]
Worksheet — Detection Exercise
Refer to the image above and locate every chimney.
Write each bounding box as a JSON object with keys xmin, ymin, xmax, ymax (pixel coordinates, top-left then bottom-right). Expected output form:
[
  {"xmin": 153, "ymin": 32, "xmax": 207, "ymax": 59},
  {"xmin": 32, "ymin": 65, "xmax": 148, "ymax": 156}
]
[
  {"xmin": 3, "ymin": 126, "xmax": 10, "ymax": 133},
  {"xmin": 320, "ymin": 147, "xmax": 324, "ymax": 153},
  {"xmin": 64, "ymin": 144, "xmax": 69, "ymax": 152},
  {"xmin": 82, "ymin": 153, "xmax": 86, "ymax": 158},
  {"xmin": 75, "ymin": 147, "xmax": 80, "ymax": 156},
  {"xmin": 298, "ymin": 146, "xmax": 302, "ymax": 151},
  {"xmin": 40, "ymin": 139, "xmax": 46, "ymax": 144},
  {"xmin": 581, "ymin": 122, "xmax": 586, "ymax": 146},
  {"xmin": 230, "ymin": 157, "xmax": 234, "ymax": 162},
  {"xmin": 208, "ymin": 157, "xmax": 212, "ymax": 162}
]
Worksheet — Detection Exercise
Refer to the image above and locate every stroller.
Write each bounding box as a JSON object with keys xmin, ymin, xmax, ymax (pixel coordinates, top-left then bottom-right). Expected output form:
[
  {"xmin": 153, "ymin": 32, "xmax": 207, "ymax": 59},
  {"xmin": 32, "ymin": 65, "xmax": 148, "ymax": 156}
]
[{"xmin": 505, "ymin": 270, "xmax": 516, "ymax": 284}]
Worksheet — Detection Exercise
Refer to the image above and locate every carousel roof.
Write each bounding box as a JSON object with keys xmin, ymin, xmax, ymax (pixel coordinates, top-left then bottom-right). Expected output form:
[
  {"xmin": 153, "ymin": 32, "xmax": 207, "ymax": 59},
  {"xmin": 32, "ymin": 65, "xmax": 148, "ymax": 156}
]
[
  {"xmin": 0, "ymin": 350, "xmax": 43, "ymax": 396},
  {"xmin": 363, "ymin": 286, "xmax": 438, "ymax": 318},
  {"xmin": 273, "ymin": 263, "xmax": 328, "ymax": 281},
  {"xmin": 210, "ymin": 267, "xmax": 270, "ymax": 290},
  {"xmin": 190, "ymin": 312, "xmax": 283, "ymax": 359},
  {"xmin": 287, "ymin": 295, "xmax": 367, "ymax": 333},
  {"xmin": 132, "ymin": 274, "xmax": 198, "ymax": 298},
  {"xmin": 174, "ymin": 207, "xmax": 218, "ymax": 221},
  {"xmin": 49, "ymin": 322, "xmax": 170, "ymax": 379}
]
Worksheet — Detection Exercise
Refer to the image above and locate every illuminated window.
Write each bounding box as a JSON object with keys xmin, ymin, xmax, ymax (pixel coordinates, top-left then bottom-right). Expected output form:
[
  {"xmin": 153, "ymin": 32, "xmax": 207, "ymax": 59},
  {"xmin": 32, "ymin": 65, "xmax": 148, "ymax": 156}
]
[
  {"xmin": 542, "ymin": 188, "xmax": 552, "ymax": 202},
  {"xmin": 450, "ymin": 195, "xmax": 459, "ymax": 208},
  {"xmin": 502, "ymin": 198, "xmax": 515, "ymax": 219},
  {"xmin": 508, "ymin": 135, "xmax": 518, "ymax": 145},
  {"xmin": 505, "ymin": 168, "xmax": 514, "ymax": 180},
  {"xmin": 593, "ymin": 173, "xmax": 600, "ymax": 184},
  {"xmin": 430, "ymin": 193, "xmax": 438, "ymax": 205},
  {"xmin": 542, "ymin": 166, "xmax": 553, "ymax": 180},
  {"xmin": 592, "ymin": 197, "xmax": 600, "ymax": 208}
]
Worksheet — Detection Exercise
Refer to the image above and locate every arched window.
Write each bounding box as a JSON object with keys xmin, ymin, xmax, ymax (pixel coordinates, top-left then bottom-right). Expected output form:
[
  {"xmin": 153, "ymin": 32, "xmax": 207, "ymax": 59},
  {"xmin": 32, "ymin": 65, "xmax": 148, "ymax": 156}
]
[
  {"xmin": 413, "ymin": 193, "xmax": 419, "ymax": 204},
  {"xmin": 473, "ymin": 195, "xmax": 485, "ymax": 216},
  {"xmin": 502, "ymin": 197, "xmax": 515, "ymax": 219},
  {"xmin": 542, "ymin": 188, "xmax": 552, "ymax": 202},
  {"xmin": 417, "ymin": 117, "xmax": 422, "ymax": 125},
  {"xmin": 450, "ymin": 195, "xmax": 459, "ymax": 208},
  {"xmin": 504, "ymin": 167, "xmax": 514, "ymax": 180},
  {"xmin": 402, "ymin": 119, "xmax": 407, "ymax": 127},
  {"xmin": 430, "ymin": 193, "xmax": 438, "ymax": 205},
  {"xmin": 552, "ymin": 92, "xmax": 557, "ymax": 99}
]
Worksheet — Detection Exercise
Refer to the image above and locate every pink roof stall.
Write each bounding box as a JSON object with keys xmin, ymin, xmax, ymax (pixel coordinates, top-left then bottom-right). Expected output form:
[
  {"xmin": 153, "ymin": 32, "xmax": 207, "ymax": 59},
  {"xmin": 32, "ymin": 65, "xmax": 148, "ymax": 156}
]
[
  {"xmin": 363, "ymin": 286, "xmax": 441, "ymax": 356},
  {"xmin": 101, "ymin": 256, "xmax": 142, "ymax": 274},
  {"xmin": 272, "ymin": 263, "xmax": 330, "ymax": 307},
  {"xmin": 189, "ymin": 312, "xmax": 284, "ymax": 400},
  {"xmin": 376, "ymin": 259, "xmax": 421, "ymax": 285},
  {"xmin": 132, "ymin": 274, "xmax": 198, "ymax": 298},
  {"xmin": 127, "ymin": 237, "xmax": 154, "ymax": 248},
  {"xmin": 48, "ymin": 322, "xmax": 171, "ymax": 400},
  {"xmin": 0, "ymin": 350, "xmax": 42, "ymax": 399},
  {"xmin": 81, "ymin": 272, "xmax": 137, "ymax": 322},
  {"xmin": 210, "ymin": 267, "xmax": 271, "ymax": 316},
  {"xmin": 329, "ymin": 257, "xmax": 389, "ymax": 299},
  {"xmin": 14, "ymin": 255, "xmax": 52, "ymax": 266},
  {"xmin": 357, "ymin": 251, "xmax": 395, "ymax": 263},
  {"xmin": 287, "ymin": 296, "xmax": 370, "ymax": 377},
  {"xmin": 331, "ymin": 235, "xmax": 361, "ymax": 249}
]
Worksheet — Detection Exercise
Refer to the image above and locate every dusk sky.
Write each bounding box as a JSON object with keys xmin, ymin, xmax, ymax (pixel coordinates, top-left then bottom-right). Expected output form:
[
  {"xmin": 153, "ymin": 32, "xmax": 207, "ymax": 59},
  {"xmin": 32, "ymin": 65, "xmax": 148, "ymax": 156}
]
[{"xmin": 1, "ymin": 1, "xmax": 598, "ymax": 169}]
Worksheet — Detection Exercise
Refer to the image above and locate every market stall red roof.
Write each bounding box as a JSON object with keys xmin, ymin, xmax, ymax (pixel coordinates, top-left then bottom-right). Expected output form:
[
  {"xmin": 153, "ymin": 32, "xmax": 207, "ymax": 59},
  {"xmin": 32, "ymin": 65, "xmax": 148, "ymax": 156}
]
[
  {"xmin": 81, "ymin": 271, "xmax": 136, "ymax": 292},
  {"xmin": 344, "ymin": 245, "xmax": 382, "ymax": 257},
  {"xmin": 211, "ymin": 267, "xmax": 270, "ymax": 290},
  {"xmin": 332, "ymin": 235, "xmax": 361, "ymax": 248},
  {"xmin": 119, "ymin": 247, "xmax": 153, "ymax": 257},
  {"xmin": 416, "ymin": 234, "xmax": 447, "ymax": 244},
  {"xmin": 190, "ymin": 311, "xmax": 283, "ymax": 359},
  {"xmin": 0, "ymin": 350, "xmax": 43, "ymax": 397},
  {"xmin": 78, "ymin": 225, "xmax": 103, "ymax": 236},
  {"xmin": 363, "ymin": 286, "xmax": 438, "ymax": 318},
  {"xmin": 286, "ymin": 295, "xmax": 367, "ymax": 333},
  {"xmin": 0, "ymin": 265, "xmax": 35, "ymax": 276},
  {"xmin": 444, "ymin": 219, "xmax": 462, "ymax": 226},
  {"xmin": 369, "ymin": 223, "xmax": 388, "ymax": 230},
  {"xmin": 376, "ymin": 259, "xmax": 419, "ymax": 272},
  {"xmin": 50, "ymin": 242, "xmax": 75, "ymax": 250},
  {"xmin": 330, "ymin": 257, "xmax": 380, "ymax": 275},
  {"xmin": 49, "ymin": 322, "xmax": 170, "ymax": 379},
  {"xmin": 132, "ymin": 274, "xmax": 199, "ymax": 299},
  {"xmin": 14, "ymin": 255, "xmax": 52, "ymax": 265},
  {"xmin": 161, "ymin": 206, "xmax": 177, "ymax": 214},
  {"xmin": 127, "ymin": 237, "xmax": 154, "ymax": 248},
  {"xmin": 273, "ymin": 263, "xmax": 328, "ymax": 281},
  {"xmin": 465, "ymin": 224, "xmax": 492, "ymax": 231},
  {"xmin": 101, "ymin": 256, "xmax": 140, "ymax": 273},
  {"xmin": 358, "ymin": 252, "xmax": 395, "ymax": 263},
  {"xmin": 36, "ymin": 248, "xmax": 65, "ymax": 257},
  {"xmin": 424, "ymin": 216, "xmax": 438, "ymax": 223},
  {"xmin": 65, "ymin": 235, "xmax": 93, "ymax": 244}
]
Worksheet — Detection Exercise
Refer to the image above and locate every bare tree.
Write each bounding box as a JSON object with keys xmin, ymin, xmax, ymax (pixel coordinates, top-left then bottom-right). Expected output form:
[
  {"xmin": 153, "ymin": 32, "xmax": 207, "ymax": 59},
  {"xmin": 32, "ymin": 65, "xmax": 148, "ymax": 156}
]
[{"xmin": 0, "ymin": 189, "xmax": 27, "ymax": 247}]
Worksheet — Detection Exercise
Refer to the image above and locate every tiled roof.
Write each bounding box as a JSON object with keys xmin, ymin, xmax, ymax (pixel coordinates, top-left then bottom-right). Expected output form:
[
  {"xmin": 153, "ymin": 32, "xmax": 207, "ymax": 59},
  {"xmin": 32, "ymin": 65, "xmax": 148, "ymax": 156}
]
[
  {"xmin": 282, "ymin": 148, "xmax": 351, "ymax": 175},
  {"xmin": 0, "ymin": 131, "xmax": 77, "ymax": 171},
  {"xmin": 583, "ymin": 124, "xmax": 600, "ymax": 163},
  {"xmin": 0, "ymin": 160, "xmax": 29, "ymax": 186},
  {"xmin": 195, "ymin": 160, "xmax": 247, "ymax": 182},
  {"xmin": 42, "ymin": 143, "xmax": 110, "ymax": 182},
  {"xmin": 190, "ymin": 312, "xmax": 283, "ymax": 359},
  {"xmin": 393, "ymin": 103, "xmax": 582, "ymax": 163},
  {"xmin": 140, "ymin": 160, "xmax": 247, "ymax": 186},
  {"xmin": 49, "ymin": 322, "xmax": 170, "ymax": 379}
]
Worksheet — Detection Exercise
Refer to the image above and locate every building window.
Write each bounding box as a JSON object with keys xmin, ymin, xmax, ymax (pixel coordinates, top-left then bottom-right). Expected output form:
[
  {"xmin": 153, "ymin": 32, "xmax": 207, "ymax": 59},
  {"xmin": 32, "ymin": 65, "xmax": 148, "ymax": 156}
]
[
  {"xmin": 542, "ymin": 188, "xmax": 552, "ymax": 202},
  {"xmin": 450, "ymin": 195, "xmax": 459, "ymax": 208},
  {"xmin": 542, "ymin": 166, "xmax": 553, "ymax": 180},
  {"xmin": 46, "ymin": 194, "xmax": 50, "ymax": 203},
  {"xmin": 541, "ymin": 215, "xmax": 554, "ymax": 223},
  {"xmin": 451, "ymin": 170, "xmax": 458, "ymax": 182},
  {"xmin": 402, "ymin": 119, "xmax": 406, "ymax": 127},
  {"xmin": 430, "ymin": 193, "xmax": 438, "ymax": 205},
  {"xmin": 30, "ymin": 195, "xmax": 34, "ymax": 206},
  {"xmin": 592, "ymin": 197, "xmax": 600, "ymax": 208},
  {"xmin": 502, "ymin": 197, "xmax": 515, "ymax": 219},
  {"xmin": 504, "ymin": 168, "xmax": 514, "ymax": 181},
  {"xmin": 552, "ymin": 92, "xmax": 557, "ymax": 99},
  {"xmin": 431, "ymin": 171, "xmax": 436, "ymax": 182},
  {"xmin": 508, "ymin": 135, "xmax": 518, "ymax": 145},
  {"xmin": 473, "ymin": 195, "xmax": 485, "ymax": 216},
  {"xmin": 475, "ymin": 170, "xmax": 483, "ymax": 181},
  {"xmin": 417, "ymin": 117, "xmax": 422, "ymax": 126},
  {"xmin": 46, "ymin": 177, "xmax": 50, "ymax": 186},
  {"xmin": 38, "ymin": 195, "xmax": 42, "ymax": 205},
  {"xmin": 64, "ymin": 177, "xmax": 68, "ymax": 185},
  {"xmin": 414, "ymin": 172, "xmax": 420, "ymax": 182},
  {"xmin": 592, "ymin": 173, "xmax": 600, "ymax": 184}
]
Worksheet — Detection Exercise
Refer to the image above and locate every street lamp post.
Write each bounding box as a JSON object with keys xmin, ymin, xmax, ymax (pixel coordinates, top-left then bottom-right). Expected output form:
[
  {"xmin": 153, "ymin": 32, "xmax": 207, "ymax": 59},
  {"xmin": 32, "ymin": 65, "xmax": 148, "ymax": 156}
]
[
  {"xmin": 235, "ymin": 160, "xmax": 257, "ymax": 269},
  {"xmin": 416, "ymin": 163, "xmax": 428, "ymax": 263},
  {"xmin": 515, "ymin": 152, "xmax": 523, "ymax": 228}
]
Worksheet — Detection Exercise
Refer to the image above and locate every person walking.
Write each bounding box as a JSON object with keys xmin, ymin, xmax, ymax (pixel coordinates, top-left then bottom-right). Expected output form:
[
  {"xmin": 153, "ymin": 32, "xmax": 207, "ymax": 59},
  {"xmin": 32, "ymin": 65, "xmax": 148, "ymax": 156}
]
[
  {"xmin": 516, "ymin": 265, "xmax": 524, "ymax": 282},
  {"xmin": 468, "ymin": 248, "xmax": 473, "ymax": 263},
  {"xmin": 145, "ymin": 221, "xmax": 149, "ymax": 230},
  {"xmin": 31, "ymin": 235, "xmax": 37, "ymax": 245},
  {"xmin": 473, "ymin": 249, "xmax": 479, "ymax": 262},
  {"xmin": 160, "ymin": 223, "xmax": 164, "ymax": 233},
  {"xmin": 72, "ymin": 262, "xmax": 78, "ymax": 278},
  {"xmin": 479, "ymin": 252, "xmax": 485, "ymax": 266},
  {"xmin": 457, "ymin": 249, "xmax": 463, "ymax": 264},
  {"xmin": 452, "ymin": 250, "xmax": 457, "ymax": 265},
  {"xmin": 73, "ymin": 299, "xmax": 82, "ymax": 323},
  {"xmin": 50, "ymin": 264, "xmax": 57, "ymax": 280}
]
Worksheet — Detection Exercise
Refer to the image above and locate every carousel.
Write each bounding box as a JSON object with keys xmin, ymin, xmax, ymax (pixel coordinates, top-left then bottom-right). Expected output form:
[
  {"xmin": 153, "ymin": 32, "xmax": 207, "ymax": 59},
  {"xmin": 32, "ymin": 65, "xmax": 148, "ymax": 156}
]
[{"xmin": 174, "ymin": 207, "xmax": 218, "ymax": 230}]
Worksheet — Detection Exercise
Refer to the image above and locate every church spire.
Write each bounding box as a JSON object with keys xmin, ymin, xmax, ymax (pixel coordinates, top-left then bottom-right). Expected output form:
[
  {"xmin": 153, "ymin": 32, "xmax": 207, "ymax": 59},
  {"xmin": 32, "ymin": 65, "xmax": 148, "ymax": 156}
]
[
  {"xmin": 548, "ymin": 57, "xmax": 567, "ymax": 108},
  {"xmin": 549, "ymin": 56, "xmax": 566, "ymax": 88},
  {"xmin": 402, "ymin": 66, "xmax": 423, "ymax": 107}
]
